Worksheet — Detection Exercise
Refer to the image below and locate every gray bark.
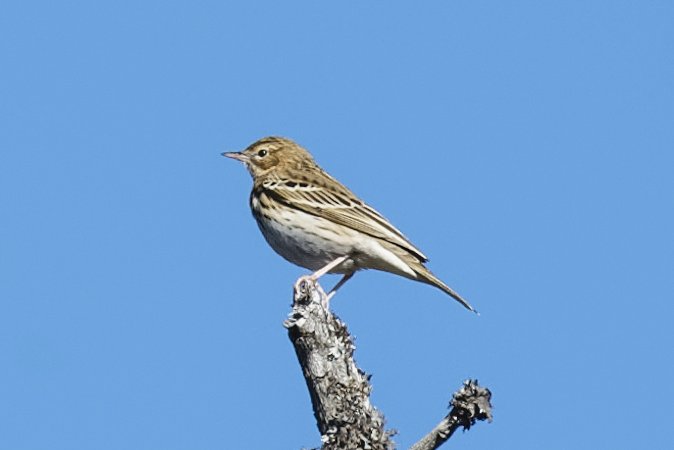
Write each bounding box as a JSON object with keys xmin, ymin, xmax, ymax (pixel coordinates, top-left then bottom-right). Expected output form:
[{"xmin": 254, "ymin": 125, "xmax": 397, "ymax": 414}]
[
  {"xmin": 284, "ymin": 277, "xmax": 492, "ymax": 450},
  {"xmin": 409, "ymin": 380, "xmax": 493, "ymax": 450}
]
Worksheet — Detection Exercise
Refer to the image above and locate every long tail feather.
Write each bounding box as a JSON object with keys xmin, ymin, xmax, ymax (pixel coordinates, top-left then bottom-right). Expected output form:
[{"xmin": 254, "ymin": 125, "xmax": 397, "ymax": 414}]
[{"xmin": 415, "ymin": 267, "xmax": 477, "ymax": 313}]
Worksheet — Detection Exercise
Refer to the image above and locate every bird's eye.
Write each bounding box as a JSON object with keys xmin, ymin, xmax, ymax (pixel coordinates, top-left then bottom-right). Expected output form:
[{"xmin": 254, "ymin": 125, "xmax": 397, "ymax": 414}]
[{"xmin": 257, "ymin": 149, "xmax": 268, "ymax": 157}]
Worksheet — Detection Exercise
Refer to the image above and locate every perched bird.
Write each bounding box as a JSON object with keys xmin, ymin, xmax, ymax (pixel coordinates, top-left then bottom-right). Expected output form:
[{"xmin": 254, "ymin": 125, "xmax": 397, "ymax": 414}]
[{"xmin": 223, "ymin": 136, "xmax": 475, "ymax": 312}]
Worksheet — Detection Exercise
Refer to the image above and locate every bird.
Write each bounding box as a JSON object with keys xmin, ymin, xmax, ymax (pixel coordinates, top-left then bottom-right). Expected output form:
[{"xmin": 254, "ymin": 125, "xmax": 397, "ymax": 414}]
[{"xmin": 222, "ymin": 136, "xmax": 475, "ymax": 312}]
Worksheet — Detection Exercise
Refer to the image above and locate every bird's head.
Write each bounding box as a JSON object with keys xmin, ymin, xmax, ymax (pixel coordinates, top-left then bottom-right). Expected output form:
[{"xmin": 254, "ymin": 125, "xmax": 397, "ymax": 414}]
[{"xmin": 222, "ymin": 136, "xmax": 316, "ymax": 178}]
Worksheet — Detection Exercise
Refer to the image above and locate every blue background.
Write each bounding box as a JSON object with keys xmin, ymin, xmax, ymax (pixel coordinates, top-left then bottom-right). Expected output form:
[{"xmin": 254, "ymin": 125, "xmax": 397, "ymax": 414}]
[{"xmin": 2, "ymin": 1, "xmax": 672, "ymax": 449}]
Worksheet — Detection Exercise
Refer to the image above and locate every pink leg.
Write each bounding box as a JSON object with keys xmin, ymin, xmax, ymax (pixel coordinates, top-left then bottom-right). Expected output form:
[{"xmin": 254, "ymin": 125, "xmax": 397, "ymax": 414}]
[
  {"xmin": 293, "ymin": 256, "xmax": 351, "ymax": 309},
  {"xmin": 326, "ymin": 271, "xmax": 355, "ymax": 302},
  {"xmin": 309, "ymin": 255, "xmax": 349, "ymax": 280}
]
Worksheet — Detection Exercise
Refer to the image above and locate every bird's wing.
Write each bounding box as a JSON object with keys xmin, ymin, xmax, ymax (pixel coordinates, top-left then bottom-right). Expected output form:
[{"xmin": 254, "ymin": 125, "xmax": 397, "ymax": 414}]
[{"xmin": 260, "ymin": 170, "xmax": 429, "ymax": 262}]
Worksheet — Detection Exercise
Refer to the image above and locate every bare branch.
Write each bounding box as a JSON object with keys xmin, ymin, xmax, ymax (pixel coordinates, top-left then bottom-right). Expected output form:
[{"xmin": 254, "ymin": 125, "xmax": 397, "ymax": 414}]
[
  {"xmin": 284, "ymin": 277, "xmax": 394, "ymax": 450},
  {"xmin": 409, "ymin": 380, "xmax": 493, "ymax": 450},
  {"xmin": 284, "ymin": 277, "xmax": 492, "ymax": 450}
]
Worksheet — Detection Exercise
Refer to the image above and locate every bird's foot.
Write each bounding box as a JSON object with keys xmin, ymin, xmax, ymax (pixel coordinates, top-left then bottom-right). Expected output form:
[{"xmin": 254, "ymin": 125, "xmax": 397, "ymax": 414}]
[
  {"xmin": 293, "ymin": 275, "xmax": 328, "ymax": 306},
  {"xmin": 322, "ymin": 290, "xmax": 336, "ymax": 310}
]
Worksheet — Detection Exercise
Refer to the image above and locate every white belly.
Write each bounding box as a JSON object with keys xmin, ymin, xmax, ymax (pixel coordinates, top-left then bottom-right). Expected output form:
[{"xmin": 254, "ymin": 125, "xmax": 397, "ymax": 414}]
[
  {"xmin": 254, "ymin": 206, "xmax": 357, "ymax": 271},
  {"xmin": 251, "ymin": 195, "xmax": 416, "ymax": 278}
]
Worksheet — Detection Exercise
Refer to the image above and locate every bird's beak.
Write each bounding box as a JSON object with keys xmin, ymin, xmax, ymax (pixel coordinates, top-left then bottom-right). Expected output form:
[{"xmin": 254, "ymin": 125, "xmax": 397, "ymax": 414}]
[{"xmin": 221, "ymin": 151, "xmax": 249, "ymax": 163}]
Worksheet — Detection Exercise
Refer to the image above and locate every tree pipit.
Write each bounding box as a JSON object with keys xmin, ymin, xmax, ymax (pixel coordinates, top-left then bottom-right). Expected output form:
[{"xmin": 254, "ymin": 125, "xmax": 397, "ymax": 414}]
[{"xmin": 223, "ymin": 136, "xmax": 475, "ymax": 313}]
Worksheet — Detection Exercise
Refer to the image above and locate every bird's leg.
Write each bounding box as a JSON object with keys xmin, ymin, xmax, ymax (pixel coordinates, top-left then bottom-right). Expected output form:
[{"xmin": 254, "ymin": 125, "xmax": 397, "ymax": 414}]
[
  {"xmin": 325, "ymin": 271, "xmax": 355, "ymax": 303},
  {"xmin": 310, "ymin": 255, "xmax": 350, "ymax": 280},
  {"xmin": 294, "ymin": 255, "xmax": 350, "ymax": 308}
]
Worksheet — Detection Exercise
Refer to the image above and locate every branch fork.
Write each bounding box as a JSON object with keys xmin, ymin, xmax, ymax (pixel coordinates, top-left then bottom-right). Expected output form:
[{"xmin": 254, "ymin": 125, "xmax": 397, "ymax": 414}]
[{"xmin": 284, "ymin": 277, "xmax": 492, "ymax": 450}]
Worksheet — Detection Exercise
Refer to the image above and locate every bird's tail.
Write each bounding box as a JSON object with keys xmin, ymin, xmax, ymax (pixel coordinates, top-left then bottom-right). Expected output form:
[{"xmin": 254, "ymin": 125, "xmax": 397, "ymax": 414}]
[
  {"xmin": 419, "ymin": 269, "xmax": 476, "ymax": 313},
  {"xmin": 381, "ymin": 241, "xmax": 477, "ymax": 313},
  {"xmin": 410, "ymin": 261, "xmax": 477, "ymax": 313}
]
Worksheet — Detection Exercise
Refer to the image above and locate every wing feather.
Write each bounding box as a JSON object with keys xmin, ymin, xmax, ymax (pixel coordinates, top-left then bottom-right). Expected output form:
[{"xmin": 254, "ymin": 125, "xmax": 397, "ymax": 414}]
[{"xmin": 260, "ymin": 170, "xmax": 428, "ymax": 262}]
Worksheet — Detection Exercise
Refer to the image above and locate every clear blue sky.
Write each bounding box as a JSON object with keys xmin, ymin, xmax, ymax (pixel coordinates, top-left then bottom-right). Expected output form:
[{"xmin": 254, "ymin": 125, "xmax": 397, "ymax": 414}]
[{"xmin": 1, "ymin": 2, "xmax": 672, "ymax": 449}]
